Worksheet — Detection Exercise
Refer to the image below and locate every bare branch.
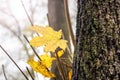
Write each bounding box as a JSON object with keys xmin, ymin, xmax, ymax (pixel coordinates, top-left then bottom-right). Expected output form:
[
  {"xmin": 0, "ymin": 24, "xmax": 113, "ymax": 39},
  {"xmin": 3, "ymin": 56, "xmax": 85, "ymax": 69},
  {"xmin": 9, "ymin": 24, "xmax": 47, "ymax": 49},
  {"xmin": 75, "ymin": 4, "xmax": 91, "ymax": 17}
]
[
  {"xmin": 0, "ymin": 8, "xmax": 21, "ymax": 35},
  {"xmin": 2, "ymin": 65, "xmax": 8, "ymax": 80},
  {"xmin": 0, "ymin": 21, "xmax": 29, "ymax": 56},
  {"xmin": 26, "ymin": 67, "xmax": 34, "ymax": 80},
  {"xmin": 21, "ymin": 0, "xmax": 33, "ymax": 26},
  {"xmin": 54, "ymin": 48, "xmax": 67, "ymax": 80},
  {"xmin": 64, "ymin": 0, "xmax": 76, "ymax": 47},
  {"xmin": 0, "ymin": 45, "xmax": 29, "ymax": 80},
  {"xmin": 23, "ymin": 35, "xmax": 41, "ymax": 61}
]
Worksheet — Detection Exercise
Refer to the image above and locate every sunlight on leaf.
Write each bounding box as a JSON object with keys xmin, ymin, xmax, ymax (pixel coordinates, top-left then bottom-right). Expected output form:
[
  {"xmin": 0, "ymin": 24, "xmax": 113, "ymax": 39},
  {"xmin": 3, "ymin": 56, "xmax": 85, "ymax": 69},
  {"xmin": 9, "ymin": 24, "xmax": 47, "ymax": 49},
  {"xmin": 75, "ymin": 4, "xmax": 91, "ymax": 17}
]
[
  {"xmin": 45, "ymin": 39, "xmax": 67, "ymax": 52},
  {"xmin": 40, "ymin": 54, "xmax": 56, "ymax": 68},
  {"xmin": 30, "ymin": 25, "xmax": 62, "ymax": 40},
  {"xmin": 29, "ymin": 36, "xmax": 45, "ymax": 46},
  {"xmin": 30, "ymin": 25, "xmax": 67, "ymax": 52},
  {"xmin": 27, "ymin": 58, "xmax": 55, "ymax": 78}
]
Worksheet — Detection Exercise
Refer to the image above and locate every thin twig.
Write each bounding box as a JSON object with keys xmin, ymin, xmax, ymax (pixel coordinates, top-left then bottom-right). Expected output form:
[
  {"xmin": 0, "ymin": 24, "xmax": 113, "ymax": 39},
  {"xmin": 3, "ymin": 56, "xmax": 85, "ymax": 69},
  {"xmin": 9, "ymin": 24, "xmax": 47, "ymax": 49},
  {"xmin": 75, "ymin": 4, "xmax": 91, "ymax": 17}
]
[
  {"xmin": 0, "ymin": 22, "xmax": 29, "ymax": 57},
  {"xmin": 0, "ymin": 9, "xmax": 21, "ymax": 35},
  {"xmin": 55, "ymin": 48, "xmax": 67, "ymax": 80},
  {"xmin": 62, "ymin": 32, "xmax": 72, "ymax": 61},
  {"xmin": 23, "ymin": 35, "xmax": 41, "ymax": 61},
  {"xmin": 21, "ymin": 0, "xmax": 33, "ymax": 26},
  {"xmin": 26, "ymin": 67, "xmax": 34, "ymax": 80},
  {"xmin": 47, "ymin": 13, "xmax": 51, "ymax": 26},
  {"xmin": 67, "ymin": 45, "xmax": 72, "ymax": 61},
  {"xmin": 55, "ymin": 59, "xmax": 65, "ymax": 80},
  {"xmin": 60, "ymin": 60, "xmax": 72, "ymax": 68},
  {"xmin": 2, "ymin": 65, "xmax": 8, "ymax": 80},
  {"xmin": 64, "ymin": 0, "xmax": 75, "ymax": 47},
  {"xmin": 0, "ymin": 45, "xmax": 29, "ymax": 80}
]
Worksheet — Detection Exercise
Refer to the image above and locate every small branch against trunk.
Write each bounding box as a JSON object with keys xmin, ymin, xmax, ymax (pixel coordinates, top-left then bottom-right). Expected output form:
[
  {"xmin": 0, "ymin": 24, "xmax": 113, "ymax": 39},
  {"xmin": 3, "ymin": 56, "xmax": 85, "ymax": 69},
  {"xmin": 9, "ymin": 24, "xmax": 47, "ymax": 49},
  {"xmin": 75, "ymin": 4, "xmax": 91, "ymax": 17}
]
[
  {"xmin": 54, "ymin": 48, "xmax": 67, "ymax": 80},
  {"xmin": 47, "ymin": 13, "xmax": 51, "ymax": 26},
  {"xmin": 63, "ymin": 0, "xmax": 75, "ymax": 47}
]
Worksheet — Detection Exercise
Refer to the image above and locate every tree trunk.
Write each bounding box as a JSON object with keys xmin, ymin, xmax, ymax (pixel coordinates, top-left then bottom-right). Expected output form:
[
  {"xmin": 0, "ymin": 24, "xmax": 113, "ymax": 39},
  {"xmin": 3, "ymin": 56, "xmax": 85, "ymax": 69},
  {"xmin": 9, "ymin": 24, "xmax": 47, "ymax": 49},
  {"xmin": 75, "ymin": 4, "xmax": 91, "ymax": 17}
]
[
  {"xmin": 73, "ymin": 0, "xmax": 120, "ymax": 80},
  {"xmin": 48, "ymin": 0, "xmax": 71, "ymax": 80}
]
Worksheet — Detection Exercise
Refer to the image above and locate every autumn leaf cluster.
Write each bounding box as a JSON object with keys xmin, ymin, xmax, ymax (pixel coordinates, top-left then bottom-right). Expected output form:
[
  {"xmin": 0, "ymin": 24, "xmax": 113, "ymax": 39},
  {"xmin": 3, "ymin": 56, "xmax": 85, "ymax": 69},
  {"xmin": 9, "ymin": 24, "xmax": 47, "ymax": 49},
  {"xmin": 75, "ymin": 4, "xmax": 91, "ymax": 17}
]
[{"xmin": 27, "ymin": 25, "xmax": 68, "ymax": 78}]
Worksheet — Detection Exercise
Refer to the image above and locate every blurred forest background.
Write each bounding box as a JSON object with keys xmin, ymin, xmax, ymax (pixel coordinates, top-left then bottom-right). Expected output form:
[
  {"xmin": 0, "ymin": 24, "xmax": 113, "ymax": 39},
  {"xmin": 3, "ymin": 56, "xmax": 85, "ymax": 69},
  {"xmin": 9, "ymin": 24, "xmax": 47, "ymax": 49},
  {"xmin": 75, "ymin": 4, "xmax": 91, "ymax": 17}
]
[{"xmin": 0, "ymin": 0, "xmax": 76, "ymax": 80}]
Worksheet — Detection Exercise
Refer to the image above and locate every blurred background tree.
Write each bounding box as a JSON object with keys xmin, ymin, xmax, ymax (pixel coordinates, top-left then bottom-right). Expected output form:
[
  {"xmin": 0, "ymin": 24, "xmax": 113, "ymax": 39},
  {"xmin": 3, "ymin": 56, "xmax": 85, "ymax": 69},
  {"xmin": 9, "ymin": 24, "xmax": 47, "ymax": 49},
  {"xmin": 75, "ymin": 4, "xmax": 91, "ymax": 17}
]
[
  {"xmin": 48, "ymin": 0, "xmax": 73, "ymax": 80},
  {"xmin": 0, "ymin": 0, "xmax": 76, "ymax": 80}
]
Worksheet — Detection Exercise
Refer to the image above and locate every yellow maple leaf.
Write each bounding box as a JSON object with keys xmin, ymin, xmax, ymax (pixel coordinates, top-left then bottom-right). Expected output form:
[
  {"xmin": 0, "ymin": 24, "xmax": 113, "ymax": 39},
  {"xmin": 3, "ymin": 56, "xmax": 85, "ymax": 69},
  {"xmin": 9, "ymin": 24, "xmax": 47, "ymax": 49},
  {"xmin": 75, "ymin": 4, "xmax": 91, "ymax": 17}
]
[
  {"xmin": 29, "ymin": 36, "xmax": 45, "ymax": 46},
  {"xmin": 30, "ymin": 26, "xmax": 67, "ymax": 52},
  {"xmin": 30, "ymin": 25, "xmax": 62, "ymax": 40},
  {"xmin": 40, "ymin": 54, "xmax": 56, "ymax": 68},
  {"xmin": 57, "ymin": 50, "xmax": 64, "ymax": 57},
  {"xmin": 45, "ymin": 39, "xmax": 67, "ymax": 52},
  {"xmin": 27, "ymin": 58, "xmax": 55, "ymax": 78}
]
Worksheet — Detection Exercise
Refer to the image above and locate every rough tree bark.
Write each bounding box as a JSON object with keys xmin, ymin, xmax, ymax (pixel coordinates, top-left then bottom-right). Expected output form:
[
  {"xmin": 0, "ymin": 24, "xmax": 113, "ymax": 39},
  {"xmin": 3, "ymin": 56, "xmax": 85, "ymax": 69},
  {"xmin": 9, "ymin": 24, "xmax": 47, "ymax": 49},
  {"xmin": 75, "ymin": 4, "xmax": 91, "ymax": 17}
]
[
  {"xmin": 73, "ymin": 0, "xmax": 120, "ymax": 80},
  {"xmin": 48, "ymin": 0, "xmax": 71, "ymax": 80}
]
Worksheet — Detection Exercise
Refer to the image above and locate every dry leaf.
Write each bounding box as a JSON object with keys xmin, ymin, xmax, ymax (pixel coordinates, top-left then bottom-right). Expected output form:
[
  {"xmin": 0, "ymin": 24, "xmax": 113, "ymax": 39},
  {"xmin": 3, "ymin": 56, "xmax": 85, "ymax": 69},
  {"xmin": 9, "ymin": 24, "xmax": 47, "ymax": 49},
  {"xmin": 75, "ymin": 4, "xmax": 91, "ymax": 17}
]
[{"xmin": 27, "ymin": 58, "xmax": 55, "ymax": 78}]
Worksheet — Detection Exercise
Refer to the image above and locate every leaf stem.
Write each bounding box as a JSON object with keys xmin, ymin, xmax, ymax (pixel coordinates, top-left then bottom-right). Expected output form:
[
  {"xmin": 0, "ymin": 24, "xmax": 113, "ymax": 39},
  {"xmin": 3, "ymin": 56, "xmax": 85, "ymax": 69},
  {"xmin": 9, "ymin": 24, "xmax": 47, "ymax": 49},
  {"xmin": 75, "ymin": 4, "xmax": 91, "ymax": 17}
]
[{"xmin": 55, "ymin": 48, "xmax": 67, "ymax": 80}]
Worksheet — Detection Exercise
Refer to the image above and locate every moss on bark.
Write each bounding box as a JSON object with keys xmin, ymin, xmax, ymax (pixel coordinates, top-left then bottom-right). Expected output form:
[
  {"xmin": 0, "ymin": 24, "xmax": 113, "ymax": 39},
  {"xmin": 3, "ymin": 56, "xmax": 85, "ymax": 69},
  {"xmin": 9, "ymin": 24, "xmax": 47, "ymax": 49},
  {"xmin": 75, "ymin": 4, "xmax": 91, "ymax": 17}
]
[{"xmin": 73, "ymin": 0, "xmax": 120, "ymax": 80}]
